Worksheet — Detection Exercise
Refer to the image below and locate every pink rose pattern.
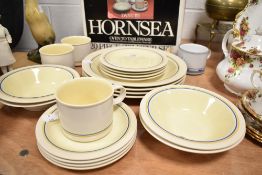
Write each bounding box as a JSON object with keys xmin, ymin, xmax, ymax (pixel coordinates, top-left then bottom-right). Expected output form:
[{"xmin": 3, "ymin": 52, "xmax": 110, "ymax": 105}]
[
  {"xmin": 239, "ymin": 17, "xmax": 249, "ymax": 40},
  {"xmin": 225, "ymin": 48, "xmax": 262, "ymax": 79}
]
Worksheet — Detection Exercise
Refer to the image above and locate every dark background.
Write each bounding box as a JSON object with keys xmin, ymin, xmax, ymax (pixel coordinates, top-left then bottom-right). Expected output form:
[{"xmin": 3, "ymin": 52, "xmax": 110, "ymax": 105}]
[{"xmin": 0, "ymin": 0, "xmax": 24, "ymax": 48}]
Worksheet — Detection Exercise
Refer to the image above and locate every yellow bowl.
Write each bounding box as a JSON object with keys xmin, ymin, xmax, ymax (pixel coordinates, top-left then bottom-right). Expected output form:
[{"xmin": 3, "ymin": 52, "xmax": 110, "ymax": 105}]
[
  {"xmin": 140, "ymin": 85, "xmax": 246, "ymax": 151},
  {"xmin": 0, "ymin": 65, "xmax": 80, "ymax": 103}
]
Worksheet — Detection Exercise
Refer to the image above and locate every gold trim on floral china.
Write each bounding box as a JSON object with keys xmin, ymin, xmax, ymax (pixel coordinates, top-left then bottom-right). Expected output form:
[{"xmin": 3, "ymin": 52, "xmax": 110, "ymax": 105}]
[{"xmin": 242, "ymin": 89, "xmax": 262, "ymax": 124}]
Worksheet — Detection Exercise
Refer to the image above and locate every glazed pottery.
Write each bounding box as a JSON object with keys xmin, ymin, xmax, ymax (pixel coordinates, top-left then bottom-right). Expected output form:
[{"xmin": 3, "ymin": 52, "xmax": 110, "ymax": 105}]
[
  {"xmin": 39, "ymin": 43, "xmax": 74, "ymax": 68},
  {"xmin": 233, "ymin": 0, "xmax": 262, "ymax": 40},
  {"xmin": 139, "ymin": 85, "xmax": 246, "ymax": 153},
  {"xmin": 61, "ymin": 36, "xmax": 92, "ymax": 66},
  {"xmin": 35, "ymin": 103, "xmax": 137, "ymax": 170},
  {"xmin": 216, "ymin": 29, "xmax": 262, "ymax": 95},
  {"xmin": 55, "ymin": 77, "xmax": 126, "ymax": 142}
]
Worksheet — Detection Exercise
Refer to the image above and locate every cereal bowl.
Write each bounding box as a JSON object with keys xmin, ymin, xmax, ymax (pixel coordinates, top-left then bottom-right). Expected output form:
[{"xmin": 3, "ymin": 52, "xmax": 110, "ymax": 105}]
[
  {"xmin": 0, "ymin": 65, "xmax": 80, "ymax": 104},
  {"xmin": 140, "ymin": 85, "xmax": 246, "ymax": 151}
]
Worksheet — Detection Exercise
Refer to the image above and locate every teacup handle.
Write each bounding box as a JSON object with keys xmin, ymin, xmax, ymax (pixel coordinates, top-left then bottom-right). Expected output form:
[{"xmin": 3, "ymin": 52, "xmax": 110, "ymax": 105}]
[
  {"xmin": 222, "ymin": 29, "xmax": 233, "ymax": 58},
  {"xmin": 251, "ymin": 69, "xmax": 262, "ymax": 91},
  {"xmin": 112, "ymin": 84, "xmax": 126, "ymax": 105}
]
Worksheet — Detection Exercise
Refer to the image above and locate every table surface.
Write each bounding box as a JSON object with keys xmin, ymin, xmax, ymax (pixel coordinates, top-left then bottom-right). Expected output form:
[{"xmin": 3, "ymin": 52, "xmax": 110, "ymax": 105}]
[{"xmin": 0, "ymin": 45, "xmax": 261, "ymax": 175}]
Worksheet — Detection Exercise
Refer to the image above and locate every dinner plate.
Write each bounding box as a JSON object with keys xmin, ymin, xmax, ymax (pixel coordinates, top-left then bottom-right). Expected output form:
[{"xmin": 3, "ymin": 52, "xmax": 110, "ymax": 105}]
[
  {"xmin": 100, "ymin": 46, "xmax": 168, "ymax": 73},
  {"xmin": 82, "ymin": 49, "xmax": 187, "ymax": 88},
  {"xmin": 82, "ymin": 71, "xmax": 186, "ymax": 92},
  {"xmin": 35, "ymin": 102, "xmax": 137, "ymax": 161},
  {"xmin": 140, "ymin": 115, "xmax": 245, "ymax": 154},
  {"xmin": 140, "ymin": 85, "xmax": 246, "ymax": 151},
  {"xmin": 0, "ymin": 65, "xmax": 80, "ymax": 104},
  {"xmin": 113, "ymin": 76, "xmax": 186, "ymax": 95}
]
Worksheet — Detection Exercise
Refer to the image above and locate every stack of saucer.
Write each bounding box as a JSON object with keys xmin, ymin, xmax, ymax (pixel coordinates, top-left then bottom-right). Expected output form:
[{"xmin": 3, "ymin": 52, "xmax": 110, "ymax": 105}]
[
  {"xmin": 35, "ymin": 103, "xmax": 137, "ymax": 170},
  {"xmin": 140, "ymin": 85, "xmax": 246, "ymax": 153},
  {"xmin": 82, "ymin": 46, "xmax": 187, "ymax": 98},
  {"xmin": 237, "ymin": 89, "xmax": 262, "ymax": 143},
  {"xmin": 0, "ymin": 65, "xmax": 80, "ymax": 111}
]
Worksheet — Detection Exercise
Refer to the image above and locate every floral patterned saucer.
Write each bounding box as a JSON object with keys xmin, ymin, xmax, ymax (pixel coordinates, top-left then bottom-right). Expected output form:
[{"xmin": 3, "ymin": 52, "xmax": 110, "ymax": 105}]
[
  {"xmin": 242, "ymin": 89, "xmax": 262, "ymax": 123},
  {"xmin": 231, "ymin": 35, "xmax": 262, "ymax": 56}
]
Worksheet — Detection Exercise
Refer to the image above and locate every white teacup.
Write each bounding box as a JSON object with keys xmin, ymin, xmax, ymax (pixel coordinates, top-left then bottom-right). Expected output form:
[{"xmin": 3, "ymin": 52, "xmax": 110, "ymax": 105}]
[
  {"xmin": 39, "ymin": 43, "xmax": 74, "ymax": 68},
  {"xmin": 177, "ymin": 43, "xmax": 211, "ymax": 75},
  {"xmin": 55, "ymin": 77, "xmax": 126, "ymax": 142},
  {"xmin": 61, "ymin": 36, "xmax": 92, "ymax": 66},
  {"xmin": 135, "ymin": 0, "xmax": 148, "ymax": 9}
]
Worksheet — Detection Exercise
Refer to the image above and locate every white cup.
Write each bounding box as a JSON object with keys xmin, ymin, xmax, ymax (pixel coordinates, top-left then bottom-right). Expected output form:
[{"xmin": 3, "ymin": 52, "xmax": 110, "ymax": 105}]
[
  {"xmin": 178, "ymin": 43, "xmax": 211, "ymax": 75},
  {"xmin": 135, "ymin": 0, "xmax": 148, "ymax": 9},
  {"xmin": 55, "ymin": 77, "xmax": 126, "ymax": 142},
  {"xmin": 39, "ymin": 43, "xmax": 74, "ymax": 68},
  {"xmin": 61, "ymin": 36, "xmax": 92, "ymax": 66}
]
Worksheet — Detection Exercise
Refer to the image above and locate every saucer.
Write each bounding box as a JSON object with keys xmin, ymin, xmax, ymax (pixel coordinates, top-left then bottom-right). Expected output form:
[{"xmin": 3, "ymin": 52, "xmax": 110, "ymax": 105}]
[
  {"xmin": 242, "ymin": 89, "xmax": 262, "ymax": 123},
  {"xmin": 100, "ymin": 67, "xmax": 165, "ymax": 82},
  {"xmin": 35, "ymin": 103, "xmax": 137, "ymax": 161},
  {"xmin": 131, "ymin": 4, "xmax": 148, "ymax": 12},
  {"xmin": 100, "ymin": 46, "xmax": 167, "ymax": 73},
  {"xmin": 37, "ymin": 131, "xmax": 137, "ymax": 164},
  {"xmin": 62, "ymin": 123, "xmax": 113, "ymax": 143},
  {"xmin": 37, "ymin": 136, "xmax": 136, "ymax": 170},
  {"xmin": 113, "ymin": 2, "xmax": 131, "ymax": 13}
]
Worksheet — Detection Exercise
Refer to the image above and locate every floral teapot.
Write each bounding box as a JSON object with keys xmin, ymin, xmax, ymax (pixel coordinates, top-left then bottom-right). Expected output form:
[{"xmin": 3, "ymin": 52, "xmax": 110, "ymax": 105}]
[{"xmin": 216, "ymin": 0, "xmax": 262, "ymax": 95}]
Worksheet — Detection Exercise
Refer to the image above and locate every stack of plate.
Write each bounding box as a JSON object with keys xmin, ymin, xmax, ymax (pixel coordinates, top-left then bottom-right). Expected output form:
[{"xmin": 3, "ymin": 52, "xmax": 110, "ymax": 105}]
[
  {"xmin": 99, "ymin": 46, "xmax": 168, "ymax": 81},
  {"xmin": 237, "ymin": 89, "xmax": 262, "ymax": 143},
  {"xmin": 140, "ymin": 85, "xmax": 246, "ymax": 153},
  {"xmin": 82, "ymin": 46, "xmax": 187, "ymax": 98},
  {"xmin": 0, "ymin": 65, "xmax": 80, "ymax": 111},
  {"xmin": 36, "ymin": 103, "xmax": 137, "ymax": 170}
]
